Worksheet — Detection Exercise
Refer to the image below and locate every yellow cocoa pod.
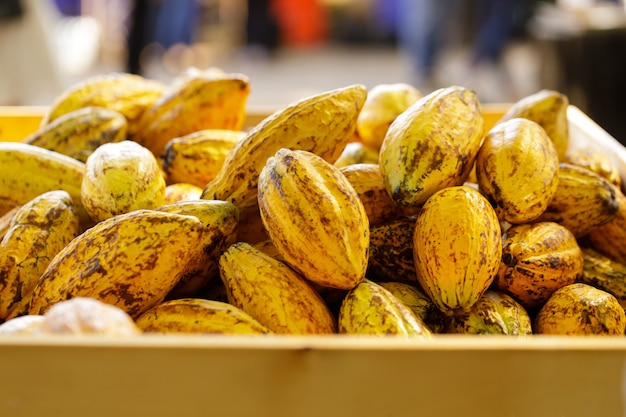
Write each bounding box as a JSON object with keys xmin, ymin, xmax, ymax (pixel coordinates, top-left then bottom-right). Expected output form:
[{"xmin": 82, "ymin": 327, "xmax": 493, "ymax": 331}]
[
  {"xmin": 162, "ymin": 129, "xmax": 246, "ymax": 188},
  {"xmin": 23, "ymin": 106, "xmax": 127, "ymax": 162},
  {"xmin": 0, "ymin": 190, "xmax": 80, "ymax": 320},
  {"xmin": 379, "ymin": 86, "xmax": 484, "ymax": 208},
  {"xmin": 497, "ymin": 89, "xmax": 569, "ymax": 161},
  {"xmin": 565, "ymin": 147, "xmax": 622, "ymax": 188},
  {"xmin": 81, "ymin": 141, "xmax": 166, "ymax": 222},
  {"xmin": 579, "ymin": 247, "xmax": 626, "ymax": 309},
  {"xmin": 28, "ymin": 210, "xmax": 205, "ymax": 319},
  {"xmin": 338, "ymin": 279, "xmax": 432, "ymax": 336},
  {"xmin": 136, "ymin": 298, "xmax": 271, "ymax": 335},
  {"xmin": 494, "ymin": 222, "xmax": 584, "ymax": 310},
  {"xmin": 201, "ymin": 84, "xmax": 367, "ymax": 214},
  {"xmin": 34, "ymin": 297, "xmax": 141, "ymax": 336},
  {"xmin": 414, "ymin": 185, "xmax": 502, "ymax": 314},
  {"xmin": 476, "ymin": 118, "xmax": 559, "ymax": 224},
  {"xmin": 367, "ymin": 217, "xmax": 419, "ymax": 284},
  {"xmin": 42, "ymin": 72, "xmax": 166, "ymax": 136},
  {"xmin": 586, "ymin": 188, "xmax": 626, "ymax": 264},
  {"xmin": 339, "ymin": 163, "xmax": 402, "ymax": 226},
  {"xmin": 356, "ymin": 83, "xmax": 423, "ymax": 150},
  {"xmin": 163, "ymin": 183, "xmax": 203, "ymax": 204},
  {"xmin": 446, "ymin": 290, "xmax": 532, "ymax": 336},
  {"xmin": 0, "ymin": 142, "xmax": 90, "ymax": 227},
  {"xmin": 218, "ymin": 242, "xmax": 337, "ymax": 335},
  {"xmin": 134, "ymin": 70, "xmax": 250, "ymax": 157},
  {"xmin": 378, "ymin": 281, "xmax": 448, "ymax": 333},
  {"xmin": 333, "ymin": 141, "xmax": 380, "ymax": 168},
  {"xmin": 157, "ymin": 199, "xmax": 239, "ymax": 299},
  {"xmin": 535, "ymin": 163, "xmax": 619, "ymax": 238},
  {"xmin": 535, "ymin": 283, "xmax": 625, "ymax": 335},
  {"xmin": 0, "ymin": 205, "xmax": 20, "ymax": 242},
  {"xmin": 258, "ymin": 148, "xmax": 369, "ymax": 290}
]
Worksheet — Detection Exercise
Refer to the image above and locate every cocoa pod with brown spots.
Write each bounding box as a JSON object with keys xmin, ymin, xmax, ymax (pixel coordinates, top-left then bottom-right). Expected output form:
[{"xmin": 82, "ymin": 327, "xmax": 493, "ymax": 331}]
[
  {"xmin": 585, "ymin": 188, "xmax": 626, "ymax": 264},
  {"xmin": 446, "ymin": 290, "xmax": 532, "ymax": 335},
  {"xmin": 23, "ymin": 106, "xmax": 127, "ymax": 162},
  {"xmin": 133, "ymin": 70, "xmax": 250, "ymax": 157},
  {"xmin": 339, "ymin": 163, "xmax": 403, "ymax": 226},
  {"xmin": 476, "ymin": 117, "xmax": 559, "ymax": 224},
  {"xmin": 27, "ymin": 209, "xmax": 205, "ymax": 319},
  {"xmin": 136, "ymin": 298, "xmax": 271, "ymax": 335},
  {"xmin": 494, "ymin": 222, "xmax": 584, "ymax": 310},
  {"xmin": 338, "ymin": 279, "xmax": 432, "ymax": 336},
  {"xmin": 534, "ymin": 283, "xmax": 625, "ymax": 335},
  {"xmin": 218, "ymin": 242, "xmax": 336, "ymax": 335},
  {"xmin": 0, "ymin": 190, "xmax": 80, "ymax": 321},
  {"xmin": 378, "ymin": 281, "xmax": 448, "ymax": 333},
  {"xmin": 257, "ymin": 148, "xmax": 369, "ymax": 290},
  {"xmin": 157, "ymin": 199, "xmax": 239, "ymax": 299},
  {"xmin": 497, "ymin": 89, "xmax": 569, "ymax": 161},
  {"xmin": 535, "ymin": 163, "xmax": 619, "ymax": 238},
  {"xmin": 201, "ymin": 84, "xmax": 367, "ymax": 214},
  {"xmin": 379, "ymin": 85, "xmax": 484, "ymax": 209},
  {"xmin": 413, "ymin": 185, "xmax": 502, "ymax": 315},
  {"xmin": 367, "ymin": 217, "xmax": 419, "ymax": 284},
  {"xmin": 577, "ymin": 247, "xmax": 626, "ymax": 309}
]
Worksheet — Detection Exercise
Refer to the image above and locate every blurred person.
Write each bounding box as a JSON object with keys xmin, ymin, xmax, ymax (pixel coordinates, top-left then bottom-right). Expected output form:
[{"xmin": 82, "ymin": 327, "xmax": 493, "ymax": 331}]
[
  {"xmin": 395, "ymin": 0, "xmax": 462, "ymax": 90},
  {"xmin": 126, "ymin": 0, "xmax": 200, "ymax": 75},
  {"xmin": 245, "ymin": 0, "xmax": 280, "ymax": 53},
  {"xmin": 395, "ymin": 0, "xmax": 524, "ymax": 100},
  {"xmin": 0, "ymin": 0, "xmax": 64, "ymax": 105}
]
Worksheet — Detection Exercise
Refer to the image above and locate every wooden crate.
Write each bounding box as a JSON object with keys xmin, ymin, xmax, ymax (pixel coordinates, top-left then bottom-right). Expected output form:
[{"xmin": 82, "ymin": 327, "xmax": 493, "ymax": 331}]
[{"xmin": 1, "ymin": 104, "xmax": 626, "ymax": 417}]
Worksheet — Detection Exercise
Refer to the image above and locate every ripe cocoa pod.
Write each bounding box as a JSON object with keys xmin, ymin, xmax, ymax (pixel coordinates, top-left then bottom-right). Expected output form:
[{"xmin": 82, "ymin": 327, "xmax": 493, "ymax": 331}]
[
  {"xmin": 413, "ymin": 185, "xmax": 502, "ymax": 314},
  {"xmin": 258, "ymin": 148, "xmax": 369, "ymax": 290},
  {"xmin": 535, "ymin": 283, "xmax": 625, "ymax": 335},
  {"xmin": 476, "ymin": 117, "xmax": 559, "ymax": 224},
  {"xmin": 379, "ymin": 86, "xmax": 484, "ymax": 208},
  {"xmin": 494, "ymin": 222, "xmax": 584, "ymax": 310}
]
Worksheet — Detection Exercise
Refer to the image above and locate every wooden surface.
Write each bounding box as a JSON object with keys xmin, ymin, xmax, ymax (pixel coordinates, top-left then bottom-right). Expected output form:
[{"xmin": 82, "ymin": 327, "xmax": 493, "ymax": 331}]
[{"xmin": 0, "ymin": 334, "xmax": 625, "ymax": 417}]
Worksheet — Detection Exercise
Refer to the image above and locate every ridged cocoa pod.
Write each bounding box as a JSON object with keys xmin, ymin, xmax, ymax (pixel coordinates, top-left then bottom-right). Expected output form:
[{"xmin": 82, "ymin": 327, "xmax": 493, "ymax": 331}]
[
  {"xmin": 339, "ymin": 163, "xmax": 402, "ymax": 226},
  {"xmin": 586, "ymin": 188, "xmax": 626, "ymax": 264},
  {"xmin": 133, "ymin": 70, "xmax": 250, "ymax": 157},
  {"xmin": 258, "ymin": 148, "xmax": 369, "ymax": 290},
  {"xmin": 414, "ymin": 186, "xmax": 502, "ymax": 314},
  {"xmin": 476, "ymin": 118, "xmax": 559, "ymax": 224},
  {"xmin": 497, "ymin": 89, "xmax": 569, "ymax": 161},
  {"xmin": 378, "ymin": 281, "xmax": 448, "ymax": 333},
  {"xmin": 535, "ymin": 283, "xmax": 625, "ymax": 335},
  {"xmin": 578, "ymin": 247, "xmax": 626, "ymax": 309},
  {"xmin": 494, "ymin": 222, "xmax": 584, "ymax": 310},
  {"xmin": 201, "ymin": 84, "xmax": 367, "ymax": 214},
  {"xmin": 565, "ymin": 148, "xmax": 622, "ymax": 189},
  {"xmin": 218, "ymin": 242, "xmax": 337, "ymax": 335},
  {"xmin": 157, "ymin": 199, "xmax": 239, "ymax": 299},
  {"xmin": 338, "ymin": 279, "xmax": 432, "ymax": 336},
  {"xmin": 447, "ymin": 290, "xmax": 532, "ymax": 336},
  {"xmin": 535, "ymin": 163, "xmax": 619, "ymax": 238},
  {"xmin": 379, "ymin": 86, "xmax": 484, "ymax": 208},
  {"xmin": 161, "ymin": 129, "xmax": 246, "ymax": 188},
  {"xmin": 367, "ymin": 217, "xmax": 419, "ymax": 284},
  {"xmin": 23, "ymin": 106, "xmax": 127, "ymax": 162}
]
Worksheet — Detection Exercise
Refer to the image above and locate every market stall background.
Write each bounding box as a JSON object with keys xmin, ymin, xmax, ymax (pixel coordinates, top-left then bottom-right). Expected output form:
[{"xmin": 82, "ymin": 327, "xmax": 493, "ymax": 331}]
[{"xmin": 1, "ymin": 0, "xmax": 625, "ymax": 141}]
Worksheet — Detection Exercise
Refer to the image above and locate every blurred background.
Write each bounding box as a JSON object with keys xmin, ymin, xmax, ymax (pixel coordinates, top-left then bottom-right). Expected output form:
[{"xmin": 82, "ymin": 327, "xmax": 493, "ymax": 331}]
[{"xmin": 1, "ymin": 0, "xmax": 626, "ymax": 140}]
